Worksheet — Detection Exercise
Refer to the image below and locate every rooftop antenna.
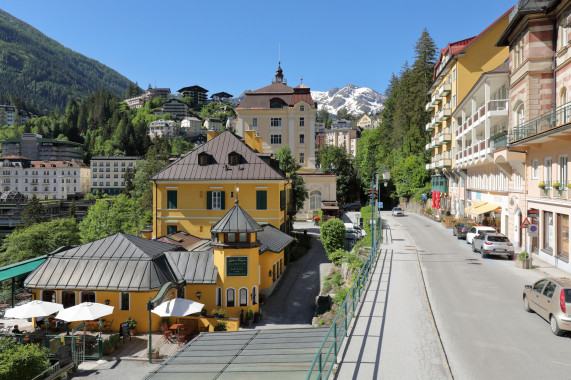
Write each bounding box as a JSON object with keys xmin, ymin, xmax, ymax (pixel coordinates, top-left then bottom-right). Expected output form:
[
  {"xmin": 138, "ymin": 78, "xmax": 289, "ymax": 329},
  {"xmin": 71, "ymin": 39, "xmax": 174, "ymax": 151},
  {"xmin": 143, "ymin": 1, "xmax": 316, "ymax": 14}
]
[
  {"xmin": 300, "ymin": 75, "xmax": 303, "ymax": 84},
  {"xmin": 279, "ymin": 42, "xmax": 281, "ymax": 65}
]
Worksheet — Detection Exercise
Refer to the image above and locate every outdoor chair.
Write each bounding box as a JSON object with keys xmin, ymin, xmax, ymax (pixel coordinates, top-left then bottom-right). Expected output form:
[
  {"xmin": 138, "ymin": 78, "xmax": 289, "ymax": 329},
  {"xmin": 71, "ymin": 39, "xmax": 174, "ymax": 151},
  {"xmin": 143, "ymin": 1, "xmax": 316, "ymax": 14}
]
[
  {"xmin": 102, "ymin": 319, "xmax": 113, "ymax": 332},
  {"xmin": 161, "ymin": 323, "xmax": 173, "ymax": 343},
  {"xmin": 176, "ymin": 333, "xmax": 187, "ymax": 347}
]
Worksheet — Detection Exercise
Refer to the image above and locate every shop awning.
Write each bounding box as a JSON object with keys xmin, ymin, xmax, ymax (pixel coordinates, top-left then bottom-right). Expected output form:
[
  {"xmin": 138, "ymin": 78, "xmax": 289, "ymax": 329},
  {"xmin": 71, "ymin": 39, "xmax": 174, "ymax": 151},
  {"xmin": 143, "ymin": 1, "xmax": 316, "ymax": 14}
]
[
  {"xmin": 464, "ymin": 201, "xmax": 487, "ymax": 215},
  {"xmin": 468, "ymin": 202, "xmax": 501, "ymax": 216}
]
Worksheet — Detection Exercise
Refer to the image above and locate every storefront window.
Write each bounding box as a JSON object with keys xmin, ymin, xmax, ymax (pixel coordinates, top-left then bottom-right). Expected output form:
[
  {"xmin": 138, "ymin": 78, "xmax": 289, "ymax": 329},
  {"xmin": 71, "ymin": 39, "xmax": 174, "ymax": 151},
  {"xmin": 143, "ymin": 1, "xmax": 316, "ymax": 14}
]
[{"xmin": 543, "ymin": 211, "xmax": 554, "ymax": 252}]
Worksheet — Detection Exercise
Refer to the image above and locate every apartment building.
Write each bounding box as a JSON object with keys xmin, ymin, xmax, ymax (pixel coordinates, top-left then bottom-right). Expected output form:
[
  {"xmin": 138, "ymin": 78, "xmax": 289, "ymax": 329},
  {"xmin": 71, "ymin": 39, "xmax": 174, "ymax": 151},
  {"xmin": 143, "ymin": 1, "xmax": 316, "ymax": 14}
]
[
  {"xmin": 178, "ymin": 85, "xmax": 208, "ymax": 106},
  {"xmin": 181, "ymin": 116, "xmax": 202, "ymax": 134},
  {"xmin": 157, "ymin": 99, "xmax": 189, "ymax": 119},
  {"xmin": 0, "ymin": 156, "xmax": 90, "ymax": 200},
  {"xmin": 426, "ymin": 9, "xmax": 511, "ymax": 214},
  {"xmin": 0, "ymin": 105, "xmax": 16, "ymax": 126},
  {"xmin": 324, "ymin": 127, "xmax": 359, "ymax": 157},
  {"xmin": 357, "ymin": 115, "xmax": 372, "ymax": 129},
  {"xmin": 149, "ymin": 119, "xmax": 180, "ymax": 139},
  {"xmin": 204, "ymin": 118, "xmax": 223, "ymax": 132},
  {"xmin": 497, "ymin": 0, "xmax": 571, "ymax": 271},
  {"xmin": 1, "ymin": 133, "xmax": 84, "ymax": 161},
  {"xmin": 235, "ymin": 64, "xmax": 317, "ymax": 170},
  {"xmin": 90, "ymin": 156, "xmax": 143, "ymax": 195}
]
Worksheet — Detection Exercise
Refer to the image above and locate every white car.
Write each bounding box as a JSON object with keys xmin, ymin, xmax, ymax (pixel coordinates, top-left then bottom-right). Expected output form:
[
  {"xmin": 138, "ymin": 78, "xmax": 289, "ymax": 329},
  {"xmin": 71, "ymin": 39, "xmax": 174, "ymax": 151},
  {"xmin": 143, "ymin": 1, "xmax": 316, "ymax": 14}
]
[
  {"xmin": 344, "ymin": 223, "xmax": 365, "ymax": 240},
  {"xmin": 466, "ymin": 226, "xmax": 497, "ymax": 244},
  {"xmin": 392, "ymin": 207, "xmax": 404, "ymax": 216}
]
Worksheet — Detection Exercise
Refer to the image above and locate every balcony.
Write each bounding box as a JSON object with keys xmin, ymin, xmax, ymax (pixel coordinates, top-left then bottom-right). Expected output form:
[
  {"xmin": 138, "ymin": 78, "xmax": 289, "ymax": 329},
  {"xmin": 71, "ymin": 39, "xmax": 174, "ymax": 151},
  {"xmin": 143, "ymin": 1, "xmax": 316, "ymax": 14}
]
[
  {"xmin": 439, "ymin": 107, "xmax": 451, "ymax": 121},
  {"xmin": 432, "ymin": 117, "xmax": 442, "ymax": 126},
  {"xmin": 432, "ymin": 95, "xmax": 442, "ymax": 105},
  {"xmin": 425, "ymin": 141, "xmax": 435, "ymax": 151},
  {"xmin": 426, "ymin": 122, "xmax": 434, "ymax": 131},
  {"xmin": 426, "ymin": 102, "xmax": 434, "ymax": 112},
  {"xmin": 438, "ymin": 159, "xmax": 452, "ymax": 168},
  {"xmin": 438, "ymin": 83, "xmax": 451, "ymax": 97},
  {"xmin": 486, "ymin": 99, "xmax": 508, "ymax": 116},
  {"xmin": 439, "ymin": 133, "xmax": 452, "ymax": 144},
  {"xmin": 425, "ymin": 163, "xmax": 431, "ymax": 170},
  {"xmin": 510, "ymin": 101, "xmax": 571, "ymax": 143},
  {"xmin": 433, "ymin": 138, "xmax": 442, "ymax": 147}
]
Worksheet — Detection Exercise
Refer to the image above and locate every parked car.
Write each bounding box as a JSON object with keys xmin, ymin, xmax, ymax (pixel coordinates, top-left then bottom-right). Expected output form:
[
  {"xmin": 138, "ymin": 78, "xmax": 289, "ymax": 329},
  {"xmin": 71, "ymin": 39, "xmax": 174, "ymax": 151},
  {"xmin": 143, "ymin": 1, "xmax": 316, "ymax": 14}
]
[
  {"xmin": 392, "ymin": 207, "xmax": 404, "ymax": 216},
  {"xmin": 465, "ymin": 226, "xmax": 496, "ymax": 244},
  {"xmin": 344, "ymin": 223, "xmax": 365, "ymax": 240},
  {"xmin": 452, "ymin": 222, "xmax": 473, "ymax": 239},
  {"xmin": 342, "ymin": 203, "xmax": 361, "ymax": 211},
  {"xmin": 471, "ymin": 232, "xmax": 514, "ymax": 259},
  {"xmin": 523, "ymin": 277, "xmax": 571, "ymax": 336}
]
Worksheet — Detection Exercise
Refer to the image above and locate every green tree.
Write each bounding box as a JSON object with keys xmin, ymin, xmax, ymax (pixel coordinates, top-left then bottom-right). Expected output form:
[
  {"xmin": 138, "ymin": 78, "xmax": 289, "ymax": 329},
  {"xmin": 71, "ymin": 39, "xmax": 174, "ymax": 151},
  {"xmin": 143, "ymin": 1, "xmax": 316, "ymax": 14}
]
[
  {"xmin": 320, "ymin": 219, "xmax": 346, "ymax": 255},
  {"xmin": 78, "ymin": 195, "xmax": 151, "ymax": 243},
  {"xmin": 123, "ymin": 167, "xmax": 135, "ymax": 197},
  {"xmin": 275, "ymin": 146, "xmax": 308, "ymax": 219},
  {"xmin": 200, "ymin": 103, "xmax": 236, "ymax": 124},
  {"xmin": 336, "ymin": 107, "xmax": 352, "ymax": 121},
  {"xmin": 0, "ymin": 337, "xmax": 50, "ymax": 380},
  {"xmin": 131, "ymin": 137, "xmax": 171, "ymax": 210},
  {"xmin": 21, "ymin": 195, "xmax": 46, "ymax": 227},
  {"xmin": 316, "ymin": 145, "xmax": 362, "ymax": 205},
  {"xmin": 0, "ymin": 218, "xmax": 80, "ymax": 266},
  {"xmin": 170, "ymin": 136, "xmax": 192, "ymax": 156},
  {"xmin": 68, "ymin": 200, "xmax": 77, "ymax": 221}
]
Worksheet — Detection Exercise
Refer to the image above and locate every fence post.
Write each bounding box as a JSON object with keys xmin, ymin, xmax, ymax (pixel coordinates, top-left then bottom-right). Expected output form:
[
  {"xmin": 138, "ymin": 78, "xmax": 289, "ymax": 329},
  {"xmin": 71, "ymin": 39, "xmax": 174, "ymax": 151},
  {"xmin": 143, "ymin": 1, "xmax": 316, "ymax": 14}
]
[
  {"xmin": 344, "ymin": 302, "xmax": 348, "ymax": 336},
  {"xmin": 333, "ymin": 324, "xmax": 338, "ymax": 360},
  {"xmin": 318, "ymin": 352, "xmax": 323, "ymax": 380}
]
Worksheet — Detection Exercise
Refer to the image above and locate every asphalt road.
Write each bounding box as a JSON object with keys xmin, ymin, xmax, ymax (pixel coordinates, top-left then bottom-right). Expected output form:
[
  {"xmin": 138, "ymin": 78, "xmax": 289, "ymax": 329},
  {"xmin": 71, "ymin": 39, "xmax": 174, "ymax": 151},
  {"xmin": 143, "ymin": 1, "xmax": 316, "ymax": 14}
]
[{"xmin": 388, "ymin": 212, "xmax": 571, "ymax": 380}]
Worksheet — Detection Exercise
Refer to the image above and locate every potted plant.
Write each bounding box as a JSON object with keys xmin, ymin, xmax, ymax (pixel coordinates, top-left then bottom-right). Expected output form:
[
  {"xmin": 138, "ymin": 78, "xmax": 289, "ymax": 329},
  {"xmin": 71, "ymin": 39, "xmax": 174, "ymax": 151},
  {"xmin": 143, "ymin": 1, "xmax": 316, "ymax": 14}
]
[
  {"xmin": 212, "ymin": 308, "xmax": 226, "ymax": 318},
  {"xmin": 126, "ymin": 318, "xmax": 137, "ymax": 331},
  {"xmin": 515, "ymin": 251, "xmax": 532, "ymax": 269},
  {"xmin": 152, "ymin": 347, "xmax": 160, "ymax": 359},
  {"xmin": 553, "ymin": 182, "xmax": 562, "ymax": 191},
  {"xmin": 214, "ymin": 321, "xmax": 227, "ymax": 331},
  {"xmin": 538, "ymin": 182, "xmax": 546, "ymax": 189},
  {"xmin": 245, "ymin": 308, "xmax": 254, "ymax": 327},
  {"xmin": 567, "ymin": 183, "xmax": 571, "ymax": 190},
  {"xmin": 200, "ymin": 309, "xmax": 207, "ymax": 317}
]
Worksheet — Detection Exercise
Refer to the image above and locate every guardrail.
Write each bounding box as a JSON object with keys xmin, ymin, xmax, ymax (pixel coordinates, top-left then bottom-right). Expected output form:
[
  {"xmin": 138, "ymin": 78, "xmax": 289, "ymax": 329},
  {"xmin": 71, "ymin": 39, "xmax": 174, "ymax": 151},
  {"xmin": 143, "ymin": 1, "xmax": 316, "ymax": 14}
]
[
  {"xmin": 0, "ymin": 333, "xmax": 102, "ymax": 360},
  {"xmin": 306, "ymin": 217, "xmax": 382, "ymax": 379},
  {"xmin": 510, "ymin": 101, "xmax": 571, "ymax": 143}
]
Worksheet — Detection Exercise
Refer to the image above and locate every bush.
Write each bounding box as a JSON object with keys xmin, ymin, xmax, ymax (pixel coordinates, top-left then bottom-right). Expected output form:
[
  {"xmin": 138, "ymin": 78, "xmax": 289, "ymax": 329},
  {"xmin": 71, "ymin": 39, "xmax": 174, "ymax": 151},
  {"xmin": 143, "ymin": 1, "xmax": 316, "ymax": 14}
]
[
  {"xmin": 332, "ymin": 272, "xmax": 344, "ymax": 287},
  {"xmin": 214, "ymin": 321, "xmax": 227, "ymax": 331},
  {"xmin": 320, "ymin": 219, "xmax": 346, "ymax": 255},
  {"xmin": 322, "ymin": 280, "xmax": 332, "ymax": 293},
  {"xmin": 126, "ymin": 318, "xmax": 137, "ymax": 330},
  {"xmin": 327, "ymin": 249, "xmax": 347, "ymax": 265},
  {"xmin": 0, "ymin": 337, "xmax": 50, "ymax": 380},
  {"xmin": 332, "ymin": 288, "xmax": 349, "ymax": 305}
]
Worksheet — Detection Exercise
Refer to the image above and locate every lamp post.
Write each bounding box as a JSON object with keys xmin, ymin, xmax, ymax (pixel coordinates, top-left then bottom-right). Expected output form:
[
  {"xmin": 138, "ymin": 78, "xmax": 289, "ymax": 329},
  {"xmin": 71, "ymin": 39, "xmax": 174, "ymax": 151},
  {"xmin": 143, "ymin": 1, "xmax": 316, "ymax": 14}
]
[{"xmin": 370, "ymin": 167, "xmax": 390, "ymax": 254}]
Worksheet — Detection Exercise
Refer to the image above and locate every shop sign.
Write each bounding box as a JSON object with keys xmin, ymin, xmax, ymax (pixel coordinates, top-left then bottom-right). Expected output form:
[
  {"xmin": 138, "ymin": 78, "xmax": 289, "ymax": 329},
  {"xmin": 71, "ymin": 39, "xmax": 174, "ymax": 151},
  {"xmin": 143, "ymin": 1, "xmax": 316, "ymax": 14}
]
[
  {"xmin": 226, "ymin": 257, "xmax": 248, "ymax": 277},
  {"xmin": 528, "ymin": 209, "xmax": 539, "ymax": 217}
]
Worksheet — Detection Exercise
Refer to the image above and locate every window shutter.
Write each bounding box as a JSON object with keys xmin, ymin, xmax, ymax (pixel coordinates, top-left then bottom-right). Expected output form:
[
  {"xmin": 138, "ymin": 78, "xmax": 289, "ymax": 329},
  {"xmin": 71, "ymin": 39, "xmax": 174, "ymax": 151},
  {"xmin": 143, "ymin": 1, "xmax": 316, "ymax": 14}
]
[
  {"xmin": 262, "ymin": 191, "xmax": 267, "ymax": 210},
  {"xmin": 167, "ymin": 190, "xmax": 177, "ymax": 209},
  {"xmin": 257, "ymin": 191, "xmax": 267, "ymax": 210},
  {"xmin": 207, "ymin": 191, "xmax": 212, "ymax": 209},
  {"xmin": 221, "ymin": 191, "xmax": 225, "ymax": 209}
]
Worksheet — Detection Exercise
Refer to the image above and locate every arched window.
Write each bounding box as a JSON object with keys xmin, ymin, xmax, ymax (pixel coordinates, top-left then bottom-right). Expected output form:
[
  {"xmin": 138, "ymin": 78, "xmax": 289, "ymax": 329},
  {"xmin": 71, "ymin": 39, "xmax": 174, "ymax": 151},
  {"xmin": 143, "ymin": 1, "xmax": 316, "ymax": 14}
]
[
  {"xmin": 310, "ymin": 190, "xmax": 321, "ymax": 210},
  {"xmin": 515, "ymin": 102, "xmax": 525, "ymax": 127},
  {"xmin": 251, "ymin": 286, "xmax": 258, "ymax": 305},
  {"xmin": 239, "ymin": 288, "xmax": 248, "ymax": 307},
  {"xmin": 560, "ymin": 87, "xmax": 569, "ymax": 123},
  {"xmin": 226, "ymin": 288, "xmax": 235, "ymax": 307}
]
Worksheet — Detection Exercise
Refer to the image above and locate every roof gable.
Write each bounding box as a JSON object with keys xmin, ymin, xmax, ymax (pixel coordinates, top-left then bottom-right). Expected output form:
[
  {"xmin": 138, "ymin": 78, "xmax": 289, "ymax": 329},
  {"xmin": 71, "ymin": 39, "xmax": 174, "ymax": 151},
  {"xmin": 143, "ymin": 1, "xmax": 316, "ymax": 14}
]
[{"xmin": 211, "ymin": 203, "xmax": 263, "ymax": 233}]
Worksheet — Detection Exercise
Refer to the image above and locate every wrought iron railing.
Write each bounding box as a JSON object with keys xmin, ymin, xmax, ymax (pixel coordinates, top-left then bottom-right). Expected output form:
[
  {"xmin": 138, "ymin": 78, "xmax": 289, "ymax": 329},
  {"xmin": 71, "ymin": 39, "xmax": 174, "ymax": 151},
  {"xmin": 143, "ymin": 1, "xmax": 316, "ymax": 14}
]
[
  {"xmin": 510, "ymin": 102, "xmax": 571, "ymax": 143},
  {"xmin": 306, "ymin": 216, "xmax": 382, "ymax": 379},
  {"xmin": 0, "ymin": 333, "xmax": 102, "ymax": 360}
]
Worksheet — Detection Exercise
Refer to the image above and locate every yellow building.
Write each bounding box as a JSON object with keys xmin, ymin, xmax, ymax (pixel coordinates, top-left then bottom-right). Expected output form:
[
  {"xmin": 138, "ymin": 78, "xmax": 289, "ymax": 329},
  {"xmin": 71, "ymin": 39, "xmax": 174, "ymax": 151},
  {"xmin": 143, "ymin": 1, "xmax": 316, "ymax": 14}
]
[
  {"xmin": 24, "ymin": 204, "xmax": 293, "ymax": 331},
  {"xmin": 357, "ymin": 115, "xmax": 372, "ymax": 129},
  {"xmin": 425, "ymin": 9, "xmax": 511, "ymax": 212},
  {"xmin": 235, "ymin": 64, "xmax": 317, "ymax": 170},
  {"xmin": 151, "ymin": 131, "xmax": 291, "ymax": 239}
]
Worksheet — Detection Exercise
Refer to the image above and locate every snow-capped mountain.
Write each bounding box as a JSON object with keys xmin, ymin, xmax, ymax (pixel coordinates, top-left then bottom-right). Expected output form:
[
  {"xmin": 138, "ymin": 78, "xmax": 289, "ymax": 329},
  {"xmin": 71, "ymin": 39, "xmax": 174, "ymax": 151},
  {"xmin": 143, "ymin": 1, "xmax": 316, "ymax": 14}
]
[{"xmin": 311, "ymin": 84, "xmax": 385, "ymax": 116}]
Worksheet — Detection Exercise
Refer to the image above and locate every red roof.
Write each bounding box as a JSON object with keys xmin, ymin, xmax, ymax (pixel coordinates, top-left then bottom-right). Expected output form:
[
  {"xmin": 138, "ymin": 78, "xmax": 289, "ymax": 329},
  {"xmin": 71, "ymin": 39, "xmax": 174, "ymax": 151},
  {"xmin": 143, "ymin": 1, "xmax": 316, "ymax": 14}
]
[{"xmin": 156, "ymin": 231, "xmax": 203, "ymax": 250}]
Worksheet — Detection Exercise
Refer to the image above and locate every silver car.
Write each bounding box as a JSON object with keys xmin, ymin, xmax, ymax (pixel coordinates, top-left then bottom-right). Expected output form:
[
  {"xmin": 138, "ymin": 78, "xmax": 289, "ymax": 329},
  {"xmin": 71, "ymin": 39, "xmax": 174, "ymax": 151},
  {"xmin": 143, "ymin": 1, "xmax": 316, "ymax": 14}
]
[
  {"xmin": 523, "ymin": 277, "xmax": 571, "ymax": 336},
  {"xmin": 472, "ymin": 232, "xmax": 514, "ymax": 259},
  {"xmin": 392, "ymin": 207, "xmax": 404, "ymax": 216}
]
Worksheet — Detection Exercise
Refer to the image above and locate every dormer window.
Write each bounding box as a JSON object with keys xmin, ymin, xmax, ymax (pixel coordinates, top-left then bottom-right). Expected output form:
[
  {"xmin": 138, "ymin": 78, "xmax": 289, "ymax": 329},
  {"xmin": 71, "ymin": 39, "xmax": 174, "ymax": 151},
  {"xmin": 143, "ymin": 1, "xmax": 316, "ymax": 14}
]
[
  {"xmin": 198, "ymin": 152, "xmax": 212, "ymax": 166},
  {"xmin": 270, "ymin": 98, "xmax": 286, "ymax": 109},
  {"xmin": 300, "ymin": 106, "xmax": 305, "ymax": 111},
  {"xmin": 228, "ymin": 152, "xmax": 242, "ymax": 166}
]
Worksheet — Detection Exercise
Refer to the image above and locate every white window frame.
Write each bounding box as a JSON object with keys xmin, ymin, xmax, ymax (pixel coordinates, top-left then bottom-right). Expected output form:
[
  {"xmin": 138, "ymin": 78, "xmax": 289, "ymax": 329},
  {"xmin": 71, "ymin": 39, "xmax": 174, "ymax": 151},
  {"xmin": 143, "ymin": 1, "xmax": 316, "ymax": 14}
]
[
  {"xmin": 545, "ymin": 157, "xmax": 553, "ymax": 186},
  {"xmin": 300, "ymin": 106, "xmax": 305, "ymax": 111},
  {"xmin": 226, "ymin": 287, "xmax": 236, "ymax": 307},
  {"xmin": 299, "ymin": 152, "xmax": 305, "ymax": 164},
  {"xmin": 239, "ymin": 287, "xmax": 248, "ymax": 307},
  {"xmin": 299, "ymin": 134, "xmax": 305, "ymax": 144},
  {"xmin": 270, "ymin": 134, "xmax": 282, "ymax": 144},
  {"xmin": 212, "ymin": 191, "xmax": 222, "ymax": 210},
  {"xmin": 120, "ymin": 292, "xmax": 130, "ymax": 311},
  {"xmin": 559, "ymin": 155, "xmax": 568, "ymax": 184},
  {"xmin": 270, "ymin": 118, "xmax": 282, "ymax": 127},
  {"xmin": 252, "ymin": 118, "xmax": 257, "ymax": 127},
  {"xmin": 299, "ymin": 117, "xmax": 305, "ymax": 127},
  {"xmin": 532, "ymin": 160, "xmax": 538, "ymax": 179},
  {"xmin": 452, "ymin": 68, "xmax": 456, "ymax": 82},
  {"xmin": 41, "ymin": 289, "xmax": 57, "ymax": 303},
  {"xmin": 80, "ymin": 291, "xmax": 96, "ymax": 303}
]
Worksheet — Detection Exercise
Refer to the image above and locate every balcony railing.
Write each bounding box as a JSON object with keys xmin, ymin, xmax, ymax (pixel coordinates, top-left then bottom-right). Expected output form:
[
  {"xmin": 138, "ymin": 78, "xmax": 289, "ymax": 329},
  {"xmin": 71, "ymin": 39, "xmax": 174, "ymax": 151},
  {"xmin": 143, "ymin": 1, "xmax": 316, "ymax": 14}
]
[
  {"xmin": 510, "ymin": 101, "xmax": 571, "ymax": 143},
  {"xmin": 439, "ymin": 107, "xmax": 451, "ymax": 121},
  {"xmin": 438, "ymin": 83, "xmax": 451, "ymax": 97},
  {"xmin": 426, "ymin": 102, "xmax": 434, "ymax": 112},
  {"xmin": 432, "ymin": 95, "xmax": 442, "ymax": 105},
  {"xmin": 439, "ymin": 133, "xmax": 452, "ymax": 144},
  {"xmin": 438, "ymin": 159, "xmax": 452, "ymax": 168},
  {"xmin": 487, "ymin": 99, "xmax": 508, "ymax": 112},
  {"xmin": 426, "ymin": 122, "xmax": 434, "ymax": 131}
]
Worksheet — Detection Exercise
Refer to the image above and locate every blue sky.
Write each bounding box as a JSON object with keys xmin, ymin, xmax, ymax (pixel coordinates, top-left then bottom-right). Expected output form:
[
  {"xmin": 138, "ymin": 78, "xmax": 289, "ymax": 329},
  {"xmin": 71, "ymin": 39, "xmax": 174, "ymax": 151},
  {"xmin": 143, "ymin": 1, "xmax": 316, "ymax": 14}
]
[{"xmin": 3, "ymin": 1, "xmax": 516, "ymax": 97}]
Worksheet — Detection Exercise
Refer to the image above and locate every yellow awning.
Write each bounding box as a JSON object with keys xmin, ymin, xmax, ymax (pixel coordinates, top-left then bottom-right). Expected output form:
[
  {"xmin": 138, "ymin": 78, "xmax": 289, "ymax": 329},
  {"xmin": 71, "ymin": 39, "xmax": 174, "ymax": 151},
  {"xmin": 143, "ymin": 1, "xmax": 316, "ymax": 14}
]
[
  {"xmin": 464, "ymin": 201, "xmax": 487, "ymax": 215},
  {"xmin": 468, "ymin": 202, "xmax": 501, "ymax": 216}
]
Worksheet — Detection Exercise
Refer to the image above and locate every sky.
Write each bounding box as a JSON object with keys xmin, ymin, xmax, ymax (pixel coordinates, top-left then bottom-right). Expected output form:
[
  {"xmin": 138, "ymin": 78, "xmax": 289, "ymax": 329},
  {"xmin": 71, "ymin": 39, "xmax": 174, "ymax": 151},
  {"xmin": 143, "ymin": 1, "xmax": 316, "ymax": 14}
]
[{"xmin": 2, "ymin": 0, "xmax": 517, "ymax": 97}]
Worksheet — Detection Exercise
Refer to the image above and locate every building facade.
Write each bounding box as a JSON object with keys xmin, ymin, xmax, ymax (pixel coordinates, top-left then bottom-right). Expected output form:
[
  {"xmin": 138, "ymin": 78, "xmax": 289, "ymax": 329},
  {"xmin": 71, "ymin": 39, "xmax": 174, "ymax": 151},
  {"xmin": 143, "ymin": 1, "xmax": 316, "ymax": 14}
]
[
  {"xmin": 357, "ymin": 115, "xmax": 372, "ymax": 129},
  {"xmin": 178, "ymin": 85, "xmax": 208, "ymax": 106},
  {"xmin": 496, "ymin": 0, "xmax": 571, "ymax": 272},
  {"xmin": 181, "ymin": 116, "xmax": 203, "ymax": 134},
  {"xmin": 324, "ymin": 127, "xmax": 359, "ymax": 157},
  {"xmin": 0, "ymin": 105, "xmax": 16, "ymax": 126},
  {"xmin": 90, "ymin": 156, "xmax": 143, "ymax": 195},
  {"xmin": 149, "ymin": 119, "xmax": 180, "ymax": 139},
  {"xmin": 158, "ymin": 99, "xmax": 189, "ymax": 119},
  {"xmin": 1, "ymin": 133, "xmax": 84, "ymax": 161},
  {"xmin": 0, "ymin": 156, "xmax": 90, "ymax": 200},
  {"xmin": 235, "ymin": 65, "xmax": 317, "ymax": 170},
  {"xmin": 426, "ymin": 9, "xmax": 511, "ymax": 214},
  {"xmin": 204, "ymin": 118, "xmax": 223, "ymax": 132}
]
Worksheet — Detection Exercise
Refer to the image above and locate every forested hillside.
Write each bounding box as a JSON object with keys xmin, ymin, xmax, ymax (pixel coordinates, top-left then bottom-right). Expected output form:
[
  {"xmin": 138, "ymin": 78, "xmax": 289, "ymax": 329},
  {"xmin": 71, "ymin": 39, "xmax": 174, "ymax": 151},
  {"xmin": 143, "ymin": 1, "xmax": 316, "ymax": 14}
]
[{"xmin": 0, "ymin": 9, "xmax": 134, "ymax": 113}]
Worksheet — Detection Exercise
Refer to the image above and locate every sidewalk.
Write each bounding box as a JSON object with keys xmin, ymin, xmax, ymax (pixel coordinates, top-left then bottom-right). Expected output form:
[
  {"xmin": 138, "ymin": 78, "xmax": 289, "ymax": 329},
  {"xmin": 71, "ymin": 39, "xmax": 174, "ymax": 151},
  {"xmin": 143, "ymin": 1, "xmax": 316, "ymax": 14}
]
[{"xmin": 334, "ymin": 217, "xmax": 451, "ymax": 379}]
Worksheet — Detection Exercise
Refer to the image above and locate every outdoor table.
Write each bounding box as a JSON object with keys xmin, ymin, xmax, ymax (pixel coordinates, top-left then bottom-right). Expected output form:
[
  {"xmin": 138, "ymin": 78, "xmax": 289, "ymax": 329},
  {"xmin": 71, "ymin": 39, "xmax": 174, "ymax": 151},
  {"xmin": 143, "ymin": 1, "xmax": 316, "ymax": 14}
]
[
  {"xmin": 86, "ymin": 321, "xmax": 100, "ymax": 331},
  {"xmin": 170, "ymin": 324, "xmax": 184, "ymax": 333}
]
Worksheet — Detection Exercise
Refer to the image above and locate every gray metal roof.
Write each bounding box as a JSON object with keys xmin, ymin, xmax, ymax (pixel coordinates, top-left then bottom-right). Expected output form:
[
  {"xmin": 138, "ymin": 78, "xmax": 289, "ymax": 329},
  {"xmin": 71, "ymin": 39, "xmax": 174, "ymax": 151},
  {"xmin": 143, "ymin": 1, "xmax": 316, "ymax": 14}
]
[
  {"xmin": 143, "ymin": 327, "xmax": 331, "ymax": 380},
  {"xmin": 151, "ymin": 131, "xmax": 285, "ymax": 181},
  {"xmin": 165, "ymin": 249, "xmax": 218, "ymax": 284},
  {"xmin": 24, "ymin": 234, "xmax": 185, "ymax": 291},
  {"xmin": 211, "ymin": 203, "xmax": 263, "ymax": 234},
  {"xmin": 258, "ymin": 225, "xmax": 294, "ymax": 253}
]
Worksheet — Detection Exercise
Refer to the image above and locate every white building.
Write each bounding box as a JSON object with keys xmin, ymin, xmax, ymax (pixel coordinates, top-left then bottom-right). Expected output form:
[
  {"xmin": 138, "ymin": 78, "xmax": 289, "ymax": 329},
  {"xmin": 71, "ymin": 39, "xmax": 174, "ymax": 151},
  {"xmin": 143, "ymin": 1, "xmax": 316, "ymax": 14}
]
[
  {"xmin": 90, "ymin": 156, "xmax": 143, "ymax": 195},
  {"xmin": 181, "ymin": 117, "xmax": 202, "ymax": 134},
  {"xmin": 149, "ymin": 119, "xmax": 180, "ymax": 139},
  {"xmin": 0, "ymin": 156, "xmax": 90, "ymax": 200},
  {"xmin": 204, "ymin": 118, "xmax": 223, "ymax": 132}
]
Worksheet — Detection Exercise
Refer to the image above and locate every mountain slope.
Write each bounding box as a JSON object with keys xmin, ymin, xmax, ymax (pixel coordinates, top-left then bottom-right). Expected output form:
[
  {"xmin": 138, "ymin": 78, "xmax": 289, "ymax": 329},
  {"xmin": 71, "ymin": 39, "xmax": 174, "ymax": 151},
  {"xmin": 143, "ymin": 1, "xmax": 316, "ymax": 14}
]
[
  {"xmin": 312, "ymin": 84, "xmax": 385, "ymax": 116},
  {"xmin": 0, "ymin": 9, "xmax": 134, "ymax": 113}
]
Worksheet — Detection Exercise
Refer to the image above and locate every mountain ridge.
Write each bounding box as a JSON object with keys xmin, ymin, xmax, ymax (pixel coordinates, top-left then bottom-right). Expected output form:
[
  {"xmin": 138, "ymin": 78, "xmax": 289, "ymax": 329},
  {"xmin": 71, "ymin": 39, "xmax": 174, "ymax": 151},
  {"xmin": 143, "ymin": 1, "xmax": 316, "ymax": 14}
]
[{"xmin": 312, "ymin": 84, "xmax": 385, "ymax": 116}]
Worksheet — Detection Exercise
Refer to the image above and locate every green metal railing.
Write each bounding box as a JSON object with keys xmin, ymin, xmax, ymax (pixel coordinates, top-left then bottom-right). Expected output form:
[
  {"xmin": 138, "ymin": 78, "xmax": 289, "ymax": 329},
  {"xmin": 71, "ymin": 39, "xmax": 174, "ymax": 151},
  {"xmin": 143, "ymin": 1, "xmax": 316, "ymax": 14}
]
[
  {"xmin": 0, "ymin": 333, "xmax": 102, "ymax": 360},
  {"xmin": 510, "ymin": 102, "xmax": 571, "ymax": 143},
  {"xmin": 305, "ymin": 217, "xmax": 382, "ymax": 379}
]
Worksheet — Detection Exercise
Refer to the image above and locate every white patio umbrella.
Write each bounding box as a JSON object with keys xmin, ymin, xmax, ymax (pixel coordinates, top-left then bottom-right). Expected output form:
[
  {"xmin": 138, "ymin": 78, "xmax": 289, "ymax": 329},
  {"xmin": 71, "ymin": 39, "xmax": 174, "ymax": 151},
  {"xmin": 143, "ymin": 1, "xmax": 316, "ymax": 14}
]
[
  {"xmin": 151, "ymin": 298, "xmax": 204, "ymax": 317},
  {"xmin": 55, "ymin": 302, "xmax": 114, "ymax": 322},
  {"xmin": 4, "ymin": 300, "xmax": 63, "ymax": 319}
]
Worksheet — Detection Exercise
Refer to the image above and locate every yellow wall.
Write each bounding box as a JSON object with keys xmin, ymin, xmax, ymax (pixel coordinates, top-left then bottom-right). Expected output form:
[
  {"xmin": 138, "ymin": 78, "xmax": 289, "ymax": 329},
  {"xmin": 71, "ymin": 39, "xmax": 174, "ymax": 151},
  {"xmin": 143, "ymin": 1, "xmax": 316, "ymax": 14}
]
[
  {"xmin": 154, "ymin": 181, "xmax": 289, "ymax": 239},
  {"xmin": 244, "ymin": 130, "xmax": 263, "ymax": 152},
  {"xmin": 259, "ymin": 250, "xmax": 285, "ymax": 290}
]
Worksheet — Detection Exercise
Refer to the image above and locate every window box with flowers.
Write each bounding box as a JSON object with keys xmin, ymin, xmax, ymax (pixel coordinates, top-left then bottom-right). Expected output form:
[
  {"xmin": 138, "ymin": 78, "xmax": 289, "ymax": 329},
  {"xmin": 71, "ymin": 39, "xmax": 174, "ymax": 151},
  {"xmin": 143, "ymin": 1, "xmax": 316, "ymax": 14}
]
[
  {"xmin": 553, "ymin": 182, "xmax": 563, "ymax": 191},
  {"xmin": 538, "ymin": 182, "xmax": 546, "ymax": 189}
]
